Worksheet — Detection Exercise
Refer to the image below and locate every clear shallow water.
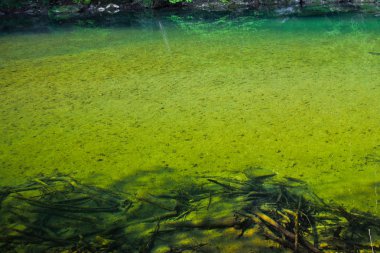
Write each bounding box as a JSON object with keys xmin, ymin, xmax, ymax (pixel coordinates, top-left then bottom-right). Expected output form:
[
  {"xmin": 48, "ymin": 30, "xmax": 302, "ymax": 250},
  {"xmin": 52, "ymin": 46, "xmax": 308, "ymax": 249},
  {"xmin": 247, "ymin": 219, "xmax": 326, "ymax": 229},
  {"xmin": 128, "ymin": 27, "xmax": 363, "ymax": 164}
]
[{"xmin": 0, "ymin": 9, "xmax": 380, "ymax": 220}]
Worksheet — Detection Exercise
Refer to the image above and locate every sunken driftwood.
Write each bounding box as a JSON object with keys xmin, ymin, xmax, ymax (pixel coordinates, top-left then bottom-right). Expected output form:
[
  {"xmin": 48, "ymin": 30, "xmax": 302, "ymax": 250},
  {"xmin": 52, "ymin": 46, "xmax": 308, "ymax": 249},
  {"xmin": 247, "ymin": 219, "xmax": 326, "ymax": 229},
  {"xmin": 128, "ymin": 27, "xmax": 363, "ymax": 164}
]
[{"xmin": 0, "ymin": 170, "xmax": 379, "ymax": 252}]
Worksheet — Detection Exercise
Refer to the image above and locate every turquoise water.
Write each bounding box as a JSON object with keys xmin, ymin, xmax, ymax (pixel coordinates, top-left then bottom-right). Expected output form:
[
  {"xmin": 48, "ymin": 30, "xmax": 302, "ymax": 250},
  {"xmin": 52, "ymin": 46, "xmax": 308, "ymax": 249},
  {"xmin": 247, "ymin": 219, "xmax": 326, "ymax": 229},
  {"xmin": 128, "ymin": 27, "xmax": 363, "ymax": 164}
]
[{"xmin": 0, "ymin": 7, "xmax": 380, "ymax": 251}]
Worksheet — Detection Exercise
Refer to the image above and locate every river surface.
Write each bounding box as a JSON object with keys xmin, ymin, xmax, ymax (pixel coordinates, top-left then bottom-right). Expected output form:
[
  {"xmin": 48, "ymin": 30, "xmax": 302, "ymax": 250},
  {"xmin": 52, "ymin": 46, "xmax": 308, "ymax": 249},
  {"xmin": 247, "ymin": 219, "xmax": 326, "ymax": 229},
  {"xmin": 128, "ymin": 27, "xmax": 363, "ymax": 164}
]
[{"xmin": 1, "ymin": 7, "xmax": 380, "ymax": 218}]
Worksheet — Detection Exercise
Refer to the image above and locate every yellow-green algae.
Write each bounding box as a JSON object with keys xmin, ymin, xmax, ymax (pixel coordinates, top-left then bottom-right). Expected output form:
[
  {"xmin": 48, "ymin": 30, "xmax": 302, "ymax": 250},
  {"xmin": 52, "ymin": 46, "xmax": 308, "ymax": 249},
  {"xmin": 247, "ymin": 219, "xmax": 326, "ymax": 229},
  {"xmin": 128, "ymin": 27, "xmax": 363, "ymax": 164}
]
[{"xmin": 0, "ymin": 15, "xmax": 380, "ymax": 221}]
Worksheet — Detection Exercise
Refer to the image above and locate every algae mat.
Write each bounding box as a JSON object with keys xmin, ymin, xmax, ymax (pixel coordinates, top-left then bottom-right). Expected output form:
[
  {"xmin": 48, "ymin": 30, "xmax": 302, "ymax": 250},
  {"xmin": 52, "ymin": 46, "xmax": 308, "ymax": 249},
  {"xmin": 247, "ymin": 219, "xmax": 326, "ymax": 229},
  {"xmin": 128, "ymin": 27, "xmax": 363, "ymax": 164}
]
[{"xmin": 0, "ymin": 12, "xmax": 380, "ymax": 216}]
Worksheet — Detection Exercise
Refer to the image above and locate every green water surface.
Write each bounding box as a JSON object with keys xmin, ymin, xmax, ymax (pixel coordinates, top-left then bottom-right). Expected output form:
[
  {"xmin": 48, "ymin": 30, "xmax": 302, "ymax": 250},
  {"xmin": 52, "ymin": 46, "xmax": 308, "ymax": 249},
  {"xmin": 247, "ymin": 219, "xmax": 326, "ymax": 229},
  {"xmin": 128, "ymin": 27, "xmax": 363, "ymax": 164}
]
[{"xmin": 1, "ymin": 10, "xmax": 380, "ymax": 217}]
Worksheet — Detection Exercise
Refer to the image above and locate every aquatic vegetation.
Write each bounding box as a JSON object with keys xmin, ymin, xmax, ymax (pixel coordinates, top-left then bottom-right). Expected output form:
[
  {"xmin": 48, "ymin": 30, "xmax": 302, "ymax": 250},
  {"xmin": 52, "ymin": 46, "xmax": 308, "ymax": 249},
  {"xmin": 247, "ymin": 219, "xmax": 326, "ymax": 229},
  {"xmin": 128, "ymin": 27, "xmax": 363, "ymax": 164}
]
[{"xmin": 0, "ymin": 171, "xmax": 379, "ymax": 252}]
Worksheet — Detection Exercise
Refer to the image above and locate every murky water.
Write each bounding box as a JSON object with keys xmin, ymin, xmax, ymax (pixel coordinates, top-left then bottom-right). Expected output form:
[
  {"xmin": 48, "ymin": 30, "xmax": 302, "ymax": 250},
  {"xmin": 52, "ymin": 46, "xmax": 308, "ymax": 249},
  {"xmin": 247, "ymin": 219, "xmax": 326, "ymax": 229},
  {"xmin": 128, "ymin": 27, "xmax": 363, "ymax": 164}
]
[{"xmin": 1, "ymin": 7, "xmax": 380, "ymax": 223}]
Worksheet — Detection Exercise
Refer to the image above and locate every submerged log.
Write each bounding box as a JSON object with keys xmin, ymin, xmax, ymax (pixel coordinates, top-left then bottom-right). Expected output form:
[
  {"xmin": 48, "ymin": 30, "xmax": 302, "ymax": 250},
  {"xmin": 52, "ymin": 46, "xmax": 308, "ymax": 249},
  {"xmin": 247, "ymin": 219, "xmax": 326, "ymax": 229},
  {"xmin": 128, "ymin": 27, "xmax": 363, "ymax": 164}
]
[{"xmin": 1, "ymin": 172, "xmax": 379, "ymax": 252}]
